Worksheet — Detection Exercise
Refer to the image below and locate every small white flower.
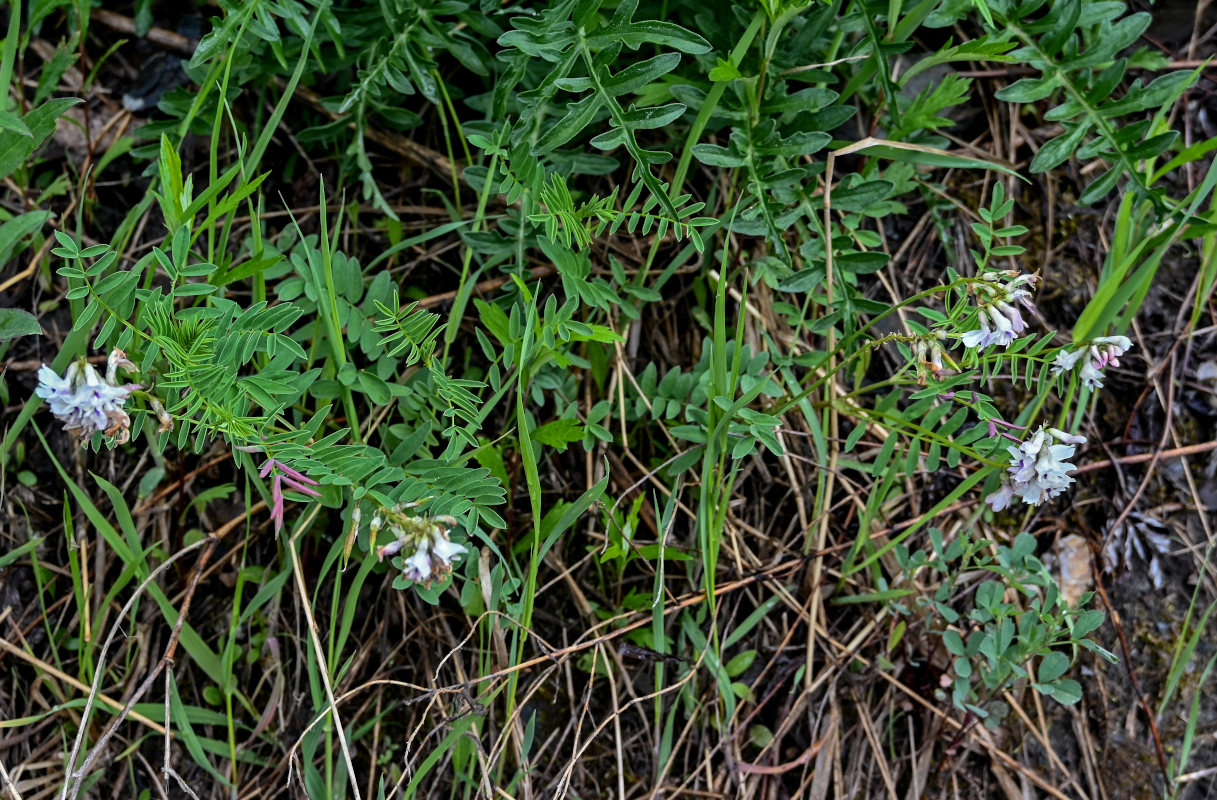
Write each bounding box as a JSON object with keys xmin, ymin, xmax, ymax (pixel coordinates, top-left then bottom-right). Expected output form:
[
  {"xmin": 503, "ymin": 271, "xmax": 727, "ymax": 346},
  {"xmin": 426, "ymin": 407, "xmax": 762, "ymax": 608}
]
[
  {"xmin": 1047, "ymin": 428, "xmax": 1086, "ymax": 445},
  {"xmin": 431, "ymin": 536, "xmax": 467, "ymax": 567},
  {"xmin": 1051, "ymin": 348, "xmax": 1084, "ymax": 376},
  {"xmin": 403, "ymin": 540, "xmax": 433, "ymax": 583},
  {"xmin": 985, "ymin": 482, "xmax": 1015, "ymax": 512},
  {"xmin": 105, "ymin": 348, "xmax": 137, "ymax": 384},
  {"xmin": 989, "ymin": 426, "xmax": 1084, "ymax": 510},
  {"xmin": 961, "ymin": 318, "xmax": 993, "ymax": 348},
  {"xmin": 1079, "ymin": 359, "xmax": 1105, "ymax": 389},
  {"xmin": 36, "ymin": 363, "xmax": 78, "ymax": 414}
]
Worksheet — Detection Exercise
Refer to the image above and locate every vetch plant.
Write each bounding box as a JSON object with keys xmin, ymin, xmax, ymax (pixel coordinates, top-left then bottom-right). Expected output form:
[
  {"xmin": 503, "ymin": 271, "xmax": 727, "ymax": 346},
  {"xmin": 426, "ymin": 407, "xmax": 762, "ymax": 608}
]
[{"xmin": 13, "ymin": 0, "xmax": 1211, "ymax": 793}]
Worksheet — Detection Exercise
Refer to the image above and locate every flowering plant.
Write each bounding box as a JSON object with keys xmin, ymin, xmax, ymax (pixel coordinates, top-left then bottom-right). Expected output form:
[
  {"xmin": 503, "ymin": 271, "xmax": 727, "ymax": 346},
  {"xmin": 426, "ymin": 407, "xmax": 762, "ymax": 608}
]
[
  {"xmin": 35, "ymin": 349, "xmax": 157, "ymax": 444},
  {"xmin": 371, "ymin": 504, "xmax": 467, "ymax": 587},
  {"xmin": 1051, "ymin": 335, "xmax": 1133, "ymax": 389},
  {"xmin": 985, "ymin": 426, "xmax": 1086, "ymax": 511}
]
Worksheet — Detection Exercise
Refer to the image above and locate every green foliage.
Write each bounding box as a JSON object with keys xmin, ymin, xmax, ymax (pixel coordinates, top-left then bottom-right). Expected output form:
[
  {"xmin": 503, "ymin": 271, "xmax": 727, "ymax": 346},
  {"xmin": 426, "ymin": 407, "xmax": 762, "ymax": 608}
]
[
  {"xmin": 992, "ymin": 0, "xmax": 1195, "ymax": 204},
  {"xmin": 11, "ymin": 0, "xmax": 1216, "ymax": 794},
  {"xmin": 894, "ymin": 530, "xmax": 1116, "ymax": 726}
]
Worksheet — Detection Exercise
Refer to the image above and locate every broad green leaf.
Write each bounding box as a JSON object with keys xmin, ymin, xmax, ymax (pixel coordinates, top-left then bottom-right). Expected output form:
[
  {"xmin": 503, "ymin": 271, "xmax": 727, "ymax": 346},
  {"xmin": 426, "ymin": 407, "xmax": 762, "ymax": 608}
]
[
  {"xmin": 0, "ymin": 108, "xmax": 31, "ymax": 136},
  {"xmin": 1036, "ymin": 678, "xmax": 1083, "ymax": 705},
  {"xmin": 0, "ymin": 309, "xmax": 43, "ymax": 341},
  {"xmin": 1037, "ymin": 651, "xmax": 1070, "ymax": 683}
]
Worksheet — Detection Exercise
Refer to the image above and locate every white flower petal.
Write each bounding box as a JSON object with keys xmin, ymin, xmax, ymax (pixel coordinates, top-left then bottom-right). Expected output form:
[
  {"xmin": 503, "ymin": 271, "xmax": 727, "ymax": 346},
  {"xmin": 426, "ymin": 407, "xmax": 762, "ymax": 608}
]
[{"xmin": 431, "ymin": 538, "xmax": 467, "ymax": 567}]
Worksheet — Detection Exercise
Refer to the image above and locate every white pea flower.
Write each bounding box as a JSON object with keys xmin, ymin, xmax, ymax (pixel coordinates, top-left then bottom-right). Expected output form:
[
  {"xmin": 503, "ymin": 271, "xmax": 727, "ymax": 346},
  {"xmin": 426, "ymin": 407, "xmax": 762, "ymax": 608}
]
[
  {"xmin": 1047, "ymin": 427, "xmax": 1086, "ymax": 445},
  {"xmin": 431, "ymin": 535, "xmax": 468, "ymax": 568},
  {"xmin": 961, "ymin": 317, "xmax": 994, "ymax": 349},
  {"xmin": 987, "ymin": 426, "xmax": 1084, "ymax": 509},
  {"xmin": 1051, "ymin": 348, "xmax": 1084, "ymax": 375},
  {"xmin": 986, "ymin": 305, "xmax": 1016, "ymax": 346},
  {"xmin": 1079, "ymin": 359, "xmax": 1105, "ymax": 389},
  {"xmin": 36, "ymin": 351, "xmax": 140, "ymax": 444},
  {"xmin": 372, "ymin": 510, "xmax": 468, "ymax": 586},
  {"xmin": 403, "ymin": 539, "xmax": 433, "ymax": 583},
  {"xmin": 1052, "ymin": 336, "xmax": 1133, "ymax": 388},
  {"xmin": 985, "ymin": 482, "xmax": 1016, "ymax": 512}
]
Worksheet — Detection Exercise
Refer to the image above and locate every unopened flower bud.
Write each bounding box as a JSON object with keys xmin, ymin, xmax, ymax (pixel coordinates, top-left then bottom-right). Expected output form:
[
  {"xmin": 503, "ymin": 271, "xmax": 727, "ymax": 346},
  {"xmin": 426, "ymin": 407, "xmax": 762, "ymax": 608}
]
[{"xmin": 149, "ymin": 398, "xmax": 174, "ymax": 432}]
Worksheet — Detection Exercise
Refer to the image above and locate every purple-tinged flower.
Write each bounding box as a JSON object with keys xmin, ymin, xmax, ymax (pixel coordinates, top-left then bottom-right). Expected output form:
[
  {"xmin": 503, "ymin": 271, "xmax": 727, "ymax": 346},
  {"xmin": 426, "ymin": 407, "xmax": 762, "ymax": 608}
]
[
  {"xmin": 372, "ymin": 510, "xmax": 468, "ymax": 586},
  {"xmin": 1052, "ymin": 336, "xmax": 1133, "ymax": 388},
  {"xmin": 986, "ymin": 306, "xmax": 1017, "ymax": 346},
  {"xmin": 986, "ymin": 426, "xmax": 1084, "ymax": 510},
  {"xmin": 403, "ymin": 539, "xmax": 433, "ymax": 583},
  {"xmin": 36, "ymin": 353, "xmax": 140, "ymax": 443},
  {"xmin": 377, "ymin": 532, "xmax": 407, "ymax": 561},
  {"xmin": 36, "ymin": 363, "xmax": 78, "ymax": 412},
  {"xmin": 961, "ymin": 318, "xmax": 994, "ymax": 349},
  {"xmin": 958, "ymin": 271, "xmax": 1040, "ymax": 352},
  {"xmin": 1051, "ymin": 348, "xmax": 1084, "ymax": 376},
  {"xmin": 995, "ymin": 301, "xmax": 1027, "ymax": 334},
  {"xmin": 256, "ymin": 457, "xmax": 321, "ymax": 534},
  {"xmin": 1079, "ymin": 359, "xmax": 1105, "ymax": 389}
]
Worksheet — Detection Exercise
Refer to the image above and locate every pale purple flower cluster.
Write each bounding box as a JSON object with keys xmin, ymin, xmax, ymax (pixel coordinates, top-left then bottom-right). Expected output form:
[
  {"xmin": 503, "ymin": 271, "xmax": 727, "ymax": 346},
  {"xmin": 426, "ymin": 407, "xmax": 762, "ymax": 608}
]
[
  {"xmin": 960, "ymin": 272, "xmax": 1038, "ymax": 350},
  {"xmin": 374, "ymin": 510, "xmax": 467, "ymax": 585},
  {"xmin": 986, "ymin": 426, "xmax": 1085, "ymax": 511},
  {"xmin": 1051, "ymin": 336, "xmax": 1133, "ymax": 389},
  {"xmin": 36, "ymin": 349, "xmax": 141, "ymax": 443}
]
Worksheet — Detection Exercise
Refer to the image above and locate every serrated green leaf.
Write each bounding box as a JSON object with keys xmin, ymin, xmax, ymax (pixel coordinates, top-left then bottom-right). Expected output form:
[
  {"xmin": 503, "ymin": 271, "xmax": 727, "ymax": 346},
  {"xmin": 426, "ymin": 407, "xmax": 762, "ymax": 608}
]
[
  {"xmin": 533, "ymin": 93, "xmax": 604, "ymax": 155},
  {"xmin": 1030, "ymin": 124, "xmax": 1090, "ymax": 172}
]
